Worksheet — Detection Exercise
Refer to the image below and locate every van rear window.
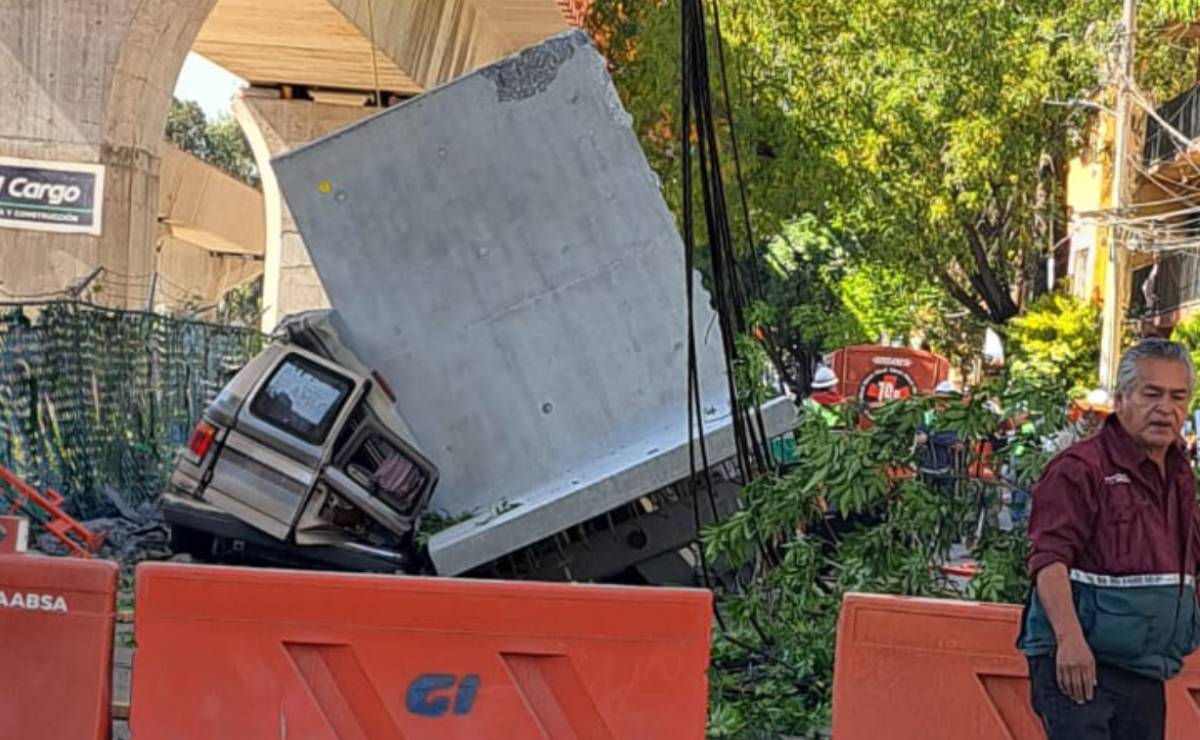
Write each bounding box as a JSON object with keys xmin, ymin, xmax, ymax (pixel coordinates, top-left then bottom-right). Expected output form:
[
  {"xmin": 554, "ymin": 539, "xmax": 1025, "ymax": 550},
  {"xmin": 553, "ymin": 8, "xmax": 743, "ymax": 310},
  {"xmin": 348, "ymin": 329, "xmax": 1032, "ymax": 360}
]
[{"xmin": 250, "ymin": 355, "xmax": 354, "ymax": 444}]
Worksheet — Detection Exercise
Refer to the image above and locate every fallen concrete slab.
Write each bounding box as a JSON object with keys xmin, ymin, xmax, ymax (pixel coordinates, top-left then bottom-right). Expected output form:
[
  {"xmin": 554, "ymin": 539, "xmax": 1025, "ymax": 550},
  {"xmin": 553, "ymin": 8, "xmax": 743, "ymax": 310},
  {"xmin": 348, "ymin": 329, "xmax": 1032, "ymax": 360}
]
[{"xmin": 273, "ymin": 30, "xmax": 795, "ymax": 574}]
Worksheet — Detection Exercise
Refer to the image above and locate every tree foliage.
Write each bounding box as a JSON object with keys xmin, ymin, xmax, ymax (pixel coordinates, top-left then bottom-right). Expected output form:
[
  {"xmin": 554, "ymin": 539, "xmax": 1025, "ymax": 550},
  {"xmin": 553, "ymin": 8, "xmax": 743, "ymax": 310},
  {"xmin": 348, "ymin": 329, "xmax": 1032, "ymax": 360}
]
[
  {"xmin": 214, "ymin": 277, "xmax": 264, "ymax": 329},
  {"xmin": 165, "ymin": 98, "xmax": 260, "ymax": 188},
  {"xmin": 748, "ymin": 215, "xmax": 969, "ymax": 391},
  {"xmin": 1155, "ymin": 1, "xmax": 1200, "ymax": 20},
  {"xmin": 1169, "ymin": 312, "xmax": 1200, "ymax": 412},
  {"xmin": 1007, "ymin": 290, "xmax": 1102, "ymax": 394},
  {"xmin": 702, "ymin": 376, "xmax": 1071, "ymax": 737},
  {"xmin": 746, "ymin": 216, "xmax": 864, "ymax": 391},
  {"xmin": 836, "ymin": 263, "xmax": 953, "ymax": 348},
  {"xmin": 591, "ymin": 0, "xmax": 1200, "ymax": 324},
  {"xmin": 165, "ymin": 98, "xmax": 209, "ymax": 156},
  {"xmin": 590, "ymin": 0, "xmax": 1115, "ymax": 325}
]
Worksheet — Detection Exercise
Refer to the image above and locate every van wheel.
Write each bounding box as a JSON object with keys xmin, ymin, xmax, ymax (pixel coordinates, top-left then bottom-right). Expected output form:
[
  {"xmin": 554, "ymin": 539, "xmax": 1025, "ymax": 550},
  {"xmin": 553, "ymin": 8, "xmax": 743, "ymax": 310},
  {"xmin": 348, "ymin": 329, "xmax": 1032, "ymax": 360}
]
[{"xmin": 168, "ymin": 525, "xmax": 216, "ymax": 561}]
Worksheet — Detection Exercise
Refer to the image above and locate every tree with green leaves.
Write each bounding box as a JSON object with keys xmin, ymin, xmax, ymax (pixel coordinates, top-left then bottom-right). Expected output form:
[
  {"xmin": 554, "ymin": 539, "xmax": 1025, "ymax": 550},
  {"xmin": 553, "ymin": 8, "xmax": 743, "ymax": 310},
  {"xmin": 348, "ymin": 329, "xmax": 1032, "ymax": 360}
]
[
  {"xmin": 1166, "ymin": 311, "xmax": 1200, "ymax": 412},
  {"xmin": 589, "ymin": 0, "xmax": 1200, "ymax": 330},
  {"xmin": 1008, "ymin": 290, "xmax": 1102, "ymax": 394},
  {"xmin": 165, "ymin": 98, "xmax": 259, "ymax": 188},
  {"xmin": 165, "ymin": 98, "xmax": 209, "ymax": 156},
  {"xmin": 702, "ymin": 376, "xmax": 1071, "ymax": 736},
  {"xmin": 592, "ymin": 0, "xmax": 1103, "ymax": 324},
  {"xmin": 743, "ymin": 216, "xmax": 864, "ymax": 392},
  {"xmin": 745, "ymin": 215, "xmax": 956, "ymax": 392}
]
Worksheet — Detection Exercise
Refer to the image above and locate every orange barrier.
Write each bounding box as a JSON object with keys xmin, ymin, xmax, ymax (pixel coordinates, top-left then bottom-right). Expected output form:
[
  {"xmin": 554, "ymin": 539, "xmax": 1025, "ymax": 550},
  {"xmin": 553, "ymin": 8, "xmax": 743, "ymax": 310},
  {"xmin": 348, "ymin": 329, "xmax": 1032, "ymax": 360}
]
[
  {"xmin": 831, "ymin": 593, "xmax": 1200, "ymax": 739},
  {"xmin": 131, "ymin": 563, "xmax": 713, "ymax": 738},
  {"xmin": 0, "ymin": 553, "xmax": 117, "ymax": 739},
  {"xmin": 0, "ymin": 515, "xmax": 28, "ymax": 553}
]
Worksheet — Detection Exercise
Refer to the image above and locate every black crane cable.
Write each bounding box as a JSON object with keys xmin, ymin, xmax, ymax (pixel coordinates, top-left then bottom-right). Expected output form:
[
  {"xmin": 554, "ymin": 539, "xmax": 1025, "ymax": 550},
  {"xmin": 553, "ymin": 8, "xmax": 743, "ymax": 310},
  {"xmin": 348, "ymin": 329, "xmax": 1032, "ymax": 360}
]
[
  {"xmin": 679, "ymin": 0, "xmax": 808, "ymax": 682},
  {"xmin": 685, "ymin": 0, "xmax": 786, "ymax": 575},
  {"xmin": 707, "ymin": 0, "xmax": 776, "ymax": 463},
  {"xmin": 680, "ymin": 0, "xmax": 727, "ymax": 634},
  {"xmin": 683, "ymin": 0, "xmax": 773, "ymax": 480}
]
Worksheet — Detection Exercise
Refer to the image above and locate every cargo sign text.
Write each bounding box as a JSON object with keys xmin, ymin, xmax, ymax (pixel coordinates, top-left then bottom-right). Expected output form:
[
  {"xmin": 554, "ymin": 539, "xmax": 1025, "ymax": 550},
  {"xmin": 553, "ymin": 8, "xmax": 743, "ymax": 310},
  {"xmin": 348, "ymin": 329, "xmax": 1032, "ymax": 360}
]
[{"xmin": 0, "ymin": 157, "xmax": 105, "ymax": 235}]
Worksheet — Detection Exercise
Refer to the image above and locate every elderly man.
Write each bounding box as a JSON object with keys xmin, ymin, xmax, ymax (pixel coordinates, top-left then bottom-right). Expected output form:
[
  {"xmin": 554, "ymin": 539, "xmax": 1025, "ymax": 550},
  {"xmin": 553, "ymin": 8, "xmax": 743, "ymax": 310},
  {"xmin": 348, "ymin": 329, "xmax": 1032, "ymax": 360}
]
[{"xmin": 1018, "ymin": 339, "xmax": 1200, "ymax": 740}]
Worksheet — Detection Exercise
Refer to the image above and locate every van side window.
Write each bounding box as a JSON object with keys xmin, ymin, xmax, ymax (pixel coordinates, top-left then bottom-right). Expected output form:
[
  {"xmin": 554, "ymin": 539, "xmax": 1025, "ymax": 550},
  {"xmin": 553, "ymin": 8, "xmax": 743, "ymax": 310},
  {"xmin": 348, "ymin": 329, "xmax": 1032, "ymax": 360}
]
[{"xmin": 250, "ymin": 355, "xmax": 354, "ymax": 444}]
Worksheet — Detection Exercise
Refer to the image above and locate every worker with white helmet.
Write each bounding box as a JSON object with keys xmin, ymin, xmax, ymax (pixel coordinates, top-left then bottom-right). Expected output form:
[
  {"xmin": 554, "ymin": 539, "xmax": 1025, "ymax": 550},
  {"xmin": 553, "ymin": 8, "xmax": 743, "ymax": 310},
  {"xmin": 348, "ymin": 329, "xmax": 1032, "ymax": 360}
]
[
  {"xmin": 933, "ymin": 379, "xmax": 962, "ymax": 398},
  {"xmin": 918, "ymin": 377, "xmax": 966, "ymax": 492},
  {"xmin": 809, "ymin": 365, "xmax": 843, "ymax": 407}
]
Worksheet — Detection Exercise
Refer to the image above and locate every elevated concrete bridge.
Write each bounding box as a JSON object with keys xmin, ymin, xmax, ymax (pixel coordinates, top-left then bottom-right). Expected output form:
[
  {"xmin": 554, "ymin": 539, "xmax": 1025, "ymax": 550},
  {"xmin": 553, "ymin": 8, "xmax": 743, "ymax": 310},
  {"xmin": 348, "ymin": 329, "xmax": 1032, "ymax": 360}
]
[{"xmin": 0, "ymin": 0, "xmax": 580, "ymax": 323}]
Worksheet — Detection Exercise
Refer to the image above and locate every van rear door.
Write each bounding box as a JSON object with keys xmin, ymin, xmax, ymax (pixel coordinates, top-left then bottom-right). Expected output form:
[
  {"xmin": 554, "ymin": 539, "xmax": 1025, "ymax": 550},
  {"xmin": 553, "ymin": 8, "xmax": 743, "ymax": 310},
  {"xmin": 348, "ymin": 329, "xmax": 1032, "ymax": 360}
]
[{"xmin": 202, "ymin": 348, "xmax": 365, "ymax": 540}]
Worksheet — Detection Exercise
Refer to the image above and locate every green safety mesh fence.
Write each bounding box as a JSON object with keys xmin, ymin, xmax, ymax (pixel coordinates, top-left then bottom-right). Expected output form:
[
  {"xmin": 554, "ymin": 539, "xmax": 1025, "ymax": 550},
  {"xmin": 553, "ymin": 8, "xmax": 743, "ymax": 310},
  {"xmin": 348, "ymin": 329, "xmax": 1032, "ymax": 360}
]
[{"xmin": 0, "ymin": 302, "xmax": 263, "ymax": 520}]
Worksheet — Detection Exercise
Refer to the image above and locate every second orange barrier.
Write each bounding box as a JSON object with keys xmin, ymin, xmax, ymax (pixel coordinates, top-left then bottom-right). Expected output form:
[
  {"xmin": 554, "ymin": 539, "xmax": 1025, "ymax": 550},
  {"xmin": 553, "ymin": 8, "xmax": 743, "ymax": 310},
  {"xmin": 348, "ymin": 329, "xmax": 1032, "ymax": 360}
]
[{"xmin": 831, "ymin": 592, "xmax": 1200, "ymax": 739}]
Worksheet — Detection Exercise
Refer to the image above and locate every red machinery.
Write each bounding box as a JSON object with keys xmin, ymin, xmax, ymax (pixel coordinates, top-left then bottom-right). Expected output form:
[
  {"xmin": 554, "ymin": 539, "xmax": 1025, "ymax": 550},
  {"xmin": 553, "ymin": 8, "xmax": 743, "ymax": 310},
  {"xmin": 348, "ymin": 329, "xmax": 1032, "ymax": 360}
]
[{"xmin": 825, "ymin": 345, "xmax": 952, "ymax": 405}]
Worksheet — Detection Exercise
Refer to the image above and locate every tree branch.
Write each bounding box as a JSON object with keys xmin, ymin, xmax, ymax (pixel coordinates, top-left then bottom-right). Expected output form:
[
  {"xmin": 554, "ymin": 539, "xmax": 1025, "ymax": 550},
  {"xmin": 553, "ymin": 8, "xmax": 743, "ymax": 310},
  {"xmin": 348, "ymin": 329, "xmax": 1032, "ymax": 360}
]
[
  {"xmin": 960, "ymin": 217, "xmax": 1019, "ymax": 322},
  {"xmin": 761, "ymin": 331, "xmax": 801, "ymax": 392},
  {"xmin": 937, "ymin": 270, "xmax": 992, "ymax": 322}
]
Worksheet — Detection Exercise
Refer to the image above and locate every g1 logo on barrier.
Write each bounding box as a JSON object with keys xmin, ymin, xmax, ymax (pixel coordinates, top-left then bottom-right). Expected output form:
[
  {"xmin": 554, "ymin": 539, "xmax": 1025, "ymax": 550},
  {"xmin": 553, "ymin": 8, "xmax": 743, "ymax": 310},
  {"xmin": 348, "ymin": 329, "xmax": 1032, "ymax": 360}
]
[{"xmin": 406, "ymin": 673, "xmax": 480, "ymax": 717}]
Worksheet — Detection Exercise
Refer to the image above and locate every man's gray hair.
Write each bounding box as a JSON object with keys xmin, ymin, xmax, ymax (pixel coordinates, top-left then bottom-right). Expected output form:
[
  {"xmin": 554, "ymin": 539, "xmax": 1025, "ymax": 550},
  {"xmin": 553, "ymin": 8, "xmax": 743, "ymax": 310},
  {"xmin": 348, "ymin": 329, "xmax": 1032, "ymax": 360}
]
[{"xmin": 1116, "ymin": 338, "xmax": 1195, "ymax": 396}]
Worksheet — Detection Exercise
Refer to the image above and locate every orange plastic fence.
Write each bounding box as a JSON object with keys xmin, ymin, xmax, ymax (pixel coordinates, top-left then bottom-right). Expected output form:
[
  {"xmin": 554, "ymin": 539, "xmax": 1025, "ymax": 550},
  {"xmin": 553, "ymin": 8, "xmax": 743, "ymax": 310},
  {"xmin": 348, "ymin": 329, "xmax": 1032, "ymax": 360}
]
[
  {"xmin": 831, "ymin": 592, "xmax": 1200, "ymax": 739},
  {"xmin": 0, "ymin": 552, "xmax": 117, "ymax": 740},
  {"xmin": 130, "ymin": 563, "xmax": 713, "ymax": 739}
]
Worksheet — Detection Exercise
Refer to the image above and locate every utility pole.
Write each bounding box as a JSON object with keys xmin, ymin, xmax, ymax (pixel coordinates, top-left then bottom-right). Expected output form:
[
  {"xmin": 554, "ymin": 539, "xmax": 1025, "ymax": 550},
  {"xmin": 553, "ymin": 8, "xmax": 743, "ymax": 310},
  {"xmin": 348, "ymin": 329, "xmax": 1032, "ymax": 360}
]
[{"xmin": 1099, "ymin": 0, "xmax": 1137, "ymax": 391}]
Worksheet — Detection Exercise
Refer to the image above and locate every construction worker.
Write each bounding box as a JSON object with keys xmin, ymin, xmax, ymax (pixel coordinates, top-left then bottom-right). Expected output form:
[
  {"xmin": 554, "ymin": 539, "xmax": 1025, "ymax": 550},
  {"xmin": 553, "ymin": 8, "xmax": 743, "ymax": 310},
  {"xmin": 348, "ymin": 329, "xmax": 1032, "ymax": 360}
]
[
  {"xmin": 809, "ymin": 366, "xmax": 843, "ymax": 406},
  {"xmin": 1018, "ymin": 339, "xmax": 1200, "ymax": 740},
  {"xmin": 800, "ymin": 365, "xmax": 848, "ymax": 438},
  {"xmin": 932, "ymin": 379, "xmax": 961, "ymax": 398},
  {"xmin": 916, "ymin": 380, "xmax": 963, "ymax": 491}
]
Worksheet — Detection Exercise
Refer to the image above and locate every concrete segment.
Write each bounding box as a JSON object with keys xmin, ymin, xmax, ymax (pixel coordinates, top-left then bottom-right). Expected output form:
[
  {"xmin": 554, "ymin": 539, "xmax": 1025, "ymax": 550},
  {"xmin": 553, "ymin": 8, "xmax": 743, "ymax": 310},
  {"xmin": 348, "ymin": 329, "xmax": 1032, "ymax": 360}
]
[
  {"xmin": 158, "ymin": 143, "xmax": 264, "ymax": 258},
  {"xmin": 332, "ymin": 0, "xmax": 572, "ymax": 91},
  {"xmin": 273, "ymin": 32, "xmax": 797, "ymax": 573}
]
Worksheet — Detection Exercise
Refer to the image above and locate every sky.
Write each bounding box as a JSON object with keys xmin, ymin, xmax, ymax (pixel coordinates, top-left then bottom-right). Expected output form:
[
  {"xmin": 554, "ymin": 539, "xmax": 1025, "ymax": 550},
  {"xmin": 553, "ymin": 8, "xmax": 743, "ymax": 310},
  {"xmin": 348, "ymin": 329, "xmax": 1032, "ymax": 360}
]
[{"xmin": 173, "ymin": 53, "xmax": 246, "ymax": 120}]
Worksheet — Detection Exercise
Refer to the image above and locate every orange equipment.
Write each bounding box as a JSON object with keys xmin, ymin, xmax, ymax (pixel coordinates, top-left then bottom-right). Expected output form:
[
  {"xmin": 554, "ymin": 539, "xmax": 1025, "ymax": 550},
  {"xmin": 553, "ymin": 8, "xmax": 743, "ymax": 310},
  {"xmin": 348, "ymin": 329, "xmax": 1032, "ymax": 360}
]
[
  {"xmin": 831, "ymin": 592, "xmax": 1200, "ymax": 739},
  {"xmin": 0, "ymin": 464, "xmax": 104, "ymax": 557},
  {"xmin": 131, "ymin": 562, "xmax": 713, "ymax": 738},
  {"xmin": 0, "ymin": 551, "xmax": 118, "ymax": 739},
  {"xmin": 825, "ymin": 345, "xmax": 952, "ymax": 406}
]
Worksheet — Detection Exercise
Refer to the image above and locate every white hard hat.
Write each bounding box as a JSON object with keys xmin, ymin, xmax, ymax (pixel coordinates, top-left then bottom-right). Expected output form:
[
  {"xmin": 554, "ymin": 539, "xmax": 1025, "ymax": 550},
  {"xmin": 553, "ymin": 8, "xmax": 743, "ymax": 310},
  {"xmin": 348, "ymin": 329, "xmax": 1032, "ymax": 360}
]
[
  {"xmin": 811, "ymin": 366, "xmax": 838, "ymax": 390},
  {"xmin": 933, "ymin": 380, "xmax": 961, "ymax": 397},
  {"xmin": 1085, "ymin": 388, "xmax": 1110, "ymax": 407}
]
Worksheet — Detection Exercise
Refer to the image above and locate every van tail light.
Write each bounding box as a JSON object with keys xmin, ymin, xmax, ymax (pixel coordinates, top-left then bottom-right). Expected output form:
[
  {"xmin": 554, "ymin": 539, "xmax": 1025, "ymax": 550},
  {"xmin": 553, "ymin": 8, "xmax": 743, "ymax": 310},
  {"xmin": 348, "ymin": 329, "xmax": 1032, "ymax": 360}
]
[{"xmin": 187, "ymin": 421, "xmax": 217, "ymax": 460}]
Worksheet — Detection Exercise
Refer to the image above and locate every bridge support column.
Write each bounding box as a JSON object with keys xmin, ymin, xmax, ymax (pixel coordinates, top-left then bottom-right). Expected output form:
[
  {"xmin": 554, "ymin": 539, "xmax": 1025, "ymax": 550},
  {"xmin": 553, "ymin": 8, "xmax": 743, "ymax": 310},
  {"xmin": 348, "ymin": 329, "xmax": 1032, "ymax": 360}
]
[
  {"xmin": 234, "ymin": 93, "xmax": 373, "ymax": 331},
  {"xmin": 0, "ymin": 0, "xmax": 217, "ymax": 305}
]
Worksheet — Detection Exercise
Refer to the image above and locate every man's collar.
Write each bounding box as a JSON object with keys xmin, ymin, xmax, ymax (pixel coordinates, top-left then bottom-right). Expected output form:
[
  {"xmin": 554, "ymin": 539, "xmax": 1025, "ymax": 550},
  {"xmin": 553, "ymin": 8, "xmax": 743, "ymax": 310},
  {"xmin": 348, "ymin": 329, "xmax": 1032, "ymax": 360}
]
[{"xmin": 1101, "ymin": 415, "xmax": 1187, "ymax": 473}]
